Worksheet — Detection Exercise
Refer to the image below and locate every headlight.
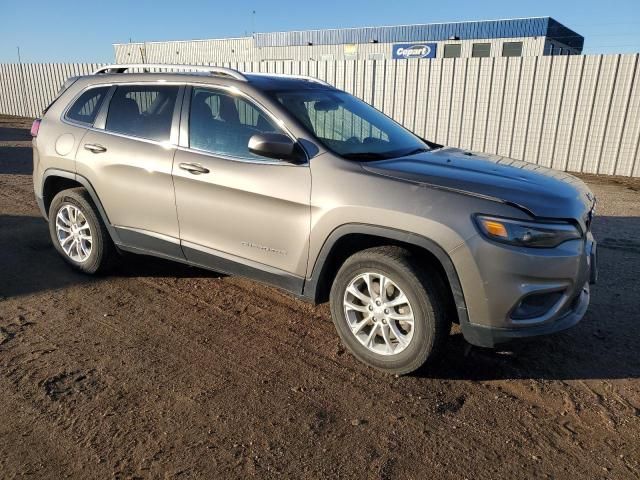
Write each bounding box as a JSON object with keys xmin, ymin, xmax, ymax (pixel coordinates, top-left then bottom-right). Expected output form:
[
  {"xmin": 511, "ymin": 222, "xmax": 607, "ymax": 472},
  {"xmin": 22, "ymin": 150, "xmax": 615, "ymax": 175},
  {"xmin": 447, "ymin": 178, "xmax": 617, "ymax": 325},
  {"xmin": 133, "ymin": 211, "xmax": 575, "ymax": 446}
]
[{"xmin": 475, "ymin": 215, "xmax": 582, "ymax": 248}]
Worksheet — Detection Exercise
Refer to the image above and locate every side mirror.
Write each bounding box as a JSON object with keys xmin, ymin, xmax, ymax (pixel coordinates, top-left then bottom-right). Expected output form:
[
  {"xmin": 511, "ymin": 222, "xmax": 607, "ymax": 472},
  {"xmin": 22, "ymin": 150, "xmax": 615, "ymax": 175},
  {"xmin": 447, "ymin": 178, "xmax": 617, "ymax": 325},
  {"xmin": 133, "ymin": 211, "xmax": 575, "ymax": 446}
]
[{"xmin": 248, "ymin": 133, "xmax": 302, "ymax": 163}]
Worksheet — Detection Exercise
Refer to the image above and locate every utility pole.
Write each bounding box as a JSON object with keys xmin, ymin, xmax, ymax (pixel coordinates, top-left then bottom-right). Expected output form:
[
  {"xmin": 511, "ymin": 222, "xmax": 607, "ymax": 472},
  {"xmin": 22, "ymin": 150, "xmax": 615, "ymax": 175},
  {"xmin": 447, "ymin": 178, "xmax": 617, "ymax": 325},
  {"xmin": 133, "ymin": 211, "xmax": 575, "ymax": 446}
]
[
  {"xmin": 17, "ymin": 46, "xmax": 28, "ymax": 117},
  {"xmin": 251, "ymin": 10, "xmax": 256, "ymax": 35}
]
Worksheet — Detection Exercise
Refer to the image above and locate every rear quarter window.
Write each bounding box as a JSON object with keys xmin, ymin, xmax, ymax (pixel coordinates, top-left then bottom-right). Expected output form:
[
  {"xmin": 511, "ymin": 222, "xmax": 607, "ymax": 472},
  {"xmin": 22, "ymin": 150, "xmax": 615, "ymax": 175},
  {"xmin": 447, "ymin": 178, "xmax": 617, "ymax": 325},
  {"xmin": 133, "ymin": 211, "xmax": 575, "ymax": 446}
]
[{"xmin": 65, "ymin": 86, "xmax": 110, "ymax": 125}]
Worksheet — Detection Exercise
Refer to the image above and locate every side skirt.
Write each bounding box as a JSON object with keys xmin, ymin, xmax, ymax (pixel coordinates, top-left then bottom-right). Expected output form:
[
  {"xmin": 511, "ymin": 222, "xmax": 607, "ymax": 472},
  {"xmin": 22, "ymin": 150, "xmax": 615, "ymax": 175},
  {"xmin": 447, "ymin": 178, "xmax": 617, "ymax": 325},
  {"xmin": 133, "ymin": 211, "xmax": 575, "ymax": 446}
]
[{"xmin": 114, "ymin": 227, "xmax": 305, "ymax": 297}]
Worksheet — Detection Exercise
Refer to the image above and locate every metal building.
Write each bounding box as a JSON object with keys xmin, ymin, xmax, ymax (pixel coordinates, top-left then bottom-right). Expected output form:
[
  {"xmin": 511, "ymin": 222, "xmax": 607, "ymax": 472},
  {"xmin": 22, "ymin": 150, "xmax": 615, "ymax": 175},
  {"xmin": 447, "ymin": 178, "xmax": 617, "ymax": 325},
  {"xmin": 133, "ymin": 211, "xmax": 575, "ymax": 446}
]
[{"xmin": 114, "ymin": 17, "xmax": 583, "ymax": 64}]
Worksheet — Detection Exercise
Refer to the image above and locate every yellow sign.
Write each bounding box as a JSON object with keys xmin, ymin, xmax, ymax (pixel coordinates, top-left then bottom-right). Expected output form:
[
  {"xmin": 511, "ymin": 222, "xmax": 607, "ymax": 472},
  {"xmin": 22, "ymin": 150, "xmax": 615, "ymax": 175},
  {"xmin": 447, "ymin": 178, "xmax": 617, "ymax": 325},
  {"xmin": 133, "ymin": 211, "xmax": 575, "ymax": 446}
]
[{"xmin": 344, "ymin": 44, "xmax": 358, "ymax": 55}]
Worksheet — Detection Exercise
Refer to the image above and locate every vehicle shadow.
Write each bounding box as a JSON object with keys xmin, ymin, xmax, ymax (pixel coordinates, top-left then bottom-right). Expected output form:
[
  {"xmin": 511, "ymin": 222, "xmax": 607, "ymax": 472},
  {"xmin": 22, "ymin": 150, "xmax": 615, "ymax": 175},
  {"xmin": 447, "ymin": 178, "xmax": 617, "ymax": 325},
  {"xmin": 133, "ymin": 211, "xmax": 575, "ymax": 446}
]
[
  {"xmin": 0, "ymin": 147, "xmax": 32, "ymax": 175},
  {"xmin": 420, "ymin": 215, "xmax": 640, "ymax": 381},
  {"xmin": 0, "ymin": 215, "xmax": 220, "ymax": 299},
  {"xmin": 113, "ymin": 252, "xmax": 224, "ymax": 280},
  {"xmin": 0, "ymin": 126, "xmax": 31, "ymax": 142}
]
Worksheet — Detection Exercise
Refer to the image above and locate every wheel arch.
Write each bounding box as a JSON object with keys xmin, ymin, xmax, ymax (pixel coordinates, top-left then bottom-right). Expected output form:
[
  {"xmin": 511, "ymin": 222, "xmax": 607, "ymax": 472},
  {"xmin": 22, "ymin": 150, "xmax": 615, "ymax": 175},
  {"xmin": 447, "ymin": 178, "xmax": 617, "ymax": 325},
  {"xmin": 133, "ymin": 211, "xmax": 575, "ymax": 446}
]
[
  {"xmin": 302, "ymin": 224, "xmax": 468, "ymax": 324},
  {"xmin": 42, "ymin": 169, "xmax": 121, "ymax": 244}
]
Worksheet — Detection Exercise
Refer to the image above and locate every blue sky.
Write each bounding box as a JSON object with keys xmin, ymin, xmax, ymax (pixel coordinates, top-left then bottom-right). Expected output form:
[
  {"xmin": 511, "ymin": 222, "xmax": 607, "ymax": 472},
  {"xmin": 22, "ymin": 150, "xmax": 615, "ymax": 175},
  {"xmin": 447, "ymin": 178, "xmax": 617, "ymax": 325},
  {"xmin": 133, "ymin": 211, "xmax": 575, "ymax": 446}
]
[{"xmin": 1, "ymin": 0, "xmax": 639, "ymax": 62}]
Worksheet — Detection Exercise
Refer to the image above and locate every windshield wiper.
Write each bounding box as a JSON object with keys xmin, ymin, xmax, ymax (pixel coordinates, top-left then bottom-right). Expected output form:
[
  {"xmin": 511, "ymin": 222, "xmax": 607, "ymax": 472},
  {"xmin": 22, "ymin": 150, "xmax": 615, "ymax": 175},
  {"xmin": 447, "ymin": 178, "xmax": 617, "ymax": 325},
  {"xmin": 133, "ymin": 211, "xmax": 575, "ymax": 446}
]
[
  {"xmin": 342, "ymin": 147, "xmax": 430, "ymax": 161},
  {"xmin": 341, "ymin": 152, "xmax": 390, "ymax": 161},
  {"xmin": 401, "ymin": 147, "xmax": 430, "ymax": 157}
]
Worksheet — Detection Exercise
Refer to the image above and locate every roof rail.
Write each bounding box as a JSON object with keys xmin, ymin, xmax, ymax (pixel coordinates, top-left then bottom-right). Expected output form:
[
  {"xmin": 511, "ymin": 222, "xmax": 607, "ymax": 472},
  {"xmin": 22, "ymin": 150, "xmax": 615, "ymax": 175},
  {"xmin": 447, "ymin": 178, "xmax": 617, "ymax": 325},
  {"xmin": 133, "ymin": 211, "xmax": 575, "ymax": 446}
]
[
  {"xmin": 93, "ymin": 64, "xmax": 248, "ymax": 81},
  {"xmin": 92, "ymin": 64, "xmax": 333, "ymax": 86},
  {"xmin": 247, "ymin": 72, "xmax": 331, "ymax": 86}
]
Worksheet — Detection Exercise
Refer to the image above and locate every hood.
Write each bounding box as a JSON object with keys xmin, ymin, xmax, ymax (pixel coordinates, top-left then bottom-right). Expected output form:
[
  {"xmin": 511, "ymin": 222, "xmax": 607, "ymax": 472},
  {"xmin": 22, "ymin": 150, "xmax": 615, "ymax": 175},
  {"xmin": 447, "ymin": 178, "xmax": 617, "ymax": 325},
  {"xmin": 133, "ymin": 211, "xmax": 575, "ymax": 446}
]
[{"xmin": 362, "ymin": 147, "xmax": 595, "ymax": 227}]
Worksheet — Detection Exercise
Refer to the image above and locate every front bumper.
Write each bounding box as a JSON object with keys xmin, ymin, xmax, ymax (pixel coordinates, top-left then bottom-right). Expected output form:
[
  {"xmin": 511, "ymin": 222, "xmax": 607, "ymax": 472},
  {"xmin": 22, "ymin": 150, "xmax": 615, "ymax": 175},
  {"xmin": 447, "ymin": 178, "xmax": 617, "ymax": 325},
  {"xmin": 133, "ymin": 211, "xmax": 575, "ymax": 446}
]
[
  {"xmin": 451, "ymin": 231, "xmax": 596, "ymax": 348},
  {"xmin": 461, "ymin": 283, "xmax": 590, "ymax": 348}
]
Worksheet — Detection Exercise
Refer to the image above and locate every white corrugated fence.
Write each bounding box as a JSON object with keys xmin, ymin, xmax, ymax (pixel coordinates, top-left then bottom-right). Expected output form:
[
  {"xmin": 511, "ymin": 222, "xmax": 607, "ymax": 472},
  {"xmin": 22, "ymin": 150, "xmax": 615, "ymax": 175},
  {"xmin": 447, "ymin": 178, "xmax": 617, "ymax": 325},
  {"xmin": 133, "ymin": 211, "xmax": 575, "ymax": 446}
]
[{"xmin": 1, "ymin": 55, "xmax": 639, "ymax": 176}]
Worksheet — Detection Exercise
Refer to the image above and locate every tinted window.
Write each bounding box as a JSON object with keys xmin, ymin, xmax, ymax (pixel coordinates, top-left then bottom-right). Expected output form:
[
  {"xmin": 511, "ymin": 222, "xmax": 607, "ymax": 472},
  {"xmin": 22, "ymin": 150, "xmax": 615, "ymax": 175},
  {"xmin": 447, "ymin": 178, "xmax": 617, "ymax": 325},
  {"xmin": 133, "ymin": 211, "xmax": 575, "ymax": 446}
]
[
  {"xmin": 189, "ymin": 88, "xmax": 283, "ymax": 160},
  {"xmin": 443, "ymin": 44, "xmax": 461, "ymax": 58},
  {"xmin": 106, "ymin": 85, "xmax": 178, "ymax": 142},
  {"xmin": 65, "ymin": 87, "xmax": 109, "ymax": 125},
  {"xmin": 472, "ymin": 43, "xmax": 491, "ymax": 58},
  {"xmin": 502, "ymin": 42, "xmax": 523, "ymax": 57}
]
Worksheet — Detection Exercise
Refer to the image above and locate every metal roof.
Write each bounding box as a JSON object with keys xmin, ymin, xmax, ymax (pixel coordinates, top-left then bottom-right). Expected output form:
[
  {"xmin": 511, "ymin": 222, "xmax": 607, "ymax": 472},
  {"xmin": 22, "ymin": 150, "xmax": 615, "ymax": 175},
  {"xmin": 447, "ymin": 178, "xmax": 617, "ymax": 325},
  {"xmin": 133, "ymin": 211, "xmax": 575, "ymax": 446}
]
[{"xmin": 254, "ymin": 17, "xmax": 584, "ymax": 50}]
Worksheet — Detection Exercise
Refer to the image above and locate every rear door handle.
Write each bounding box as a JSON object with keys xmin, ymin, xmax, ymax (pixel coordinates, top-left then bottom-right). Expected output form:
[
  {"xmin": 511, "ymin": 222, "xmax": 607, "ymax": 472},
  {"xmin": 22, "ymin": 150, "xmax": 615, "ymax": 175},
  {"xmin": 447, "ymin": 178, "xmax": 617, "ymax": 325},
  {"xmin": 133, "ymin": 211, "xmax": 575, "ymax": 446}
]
[
  {"xmin": 179, "ymin": 162, "xmax": 210, "ymax": 175},
  {"xmin": 84, "ymin": 143, "xmax": 107, "ymax": 154}
]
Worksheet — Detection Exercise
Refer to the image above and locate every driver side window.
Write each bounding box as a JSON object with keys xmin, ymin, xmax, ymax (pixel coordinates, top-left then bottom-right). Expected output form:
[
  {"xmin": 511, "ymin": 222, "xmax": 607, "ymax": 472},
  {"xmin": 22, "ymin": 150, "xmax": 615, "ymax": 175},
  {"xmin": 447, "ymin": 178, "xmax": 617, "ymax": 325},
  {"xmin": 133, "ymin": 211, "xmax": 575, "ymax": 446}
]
[{"xmin": 189, "ymin": 87, "xmax": 282, "ymax": 160}]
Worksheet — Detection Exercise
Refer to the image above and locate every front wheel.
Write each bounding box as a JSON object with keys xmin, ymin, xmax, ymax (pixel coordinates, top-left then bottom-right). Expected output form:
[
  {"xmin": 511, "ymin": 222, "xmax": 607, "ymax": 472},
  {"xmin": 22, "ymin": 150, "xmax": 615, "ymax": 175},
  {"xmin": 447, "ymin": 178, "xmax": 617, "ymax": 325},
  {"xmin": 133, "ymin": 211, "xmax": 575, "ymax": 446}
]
[{"xmin": 329, "ymin": 246, "xmax": 451, "ymax": 375}]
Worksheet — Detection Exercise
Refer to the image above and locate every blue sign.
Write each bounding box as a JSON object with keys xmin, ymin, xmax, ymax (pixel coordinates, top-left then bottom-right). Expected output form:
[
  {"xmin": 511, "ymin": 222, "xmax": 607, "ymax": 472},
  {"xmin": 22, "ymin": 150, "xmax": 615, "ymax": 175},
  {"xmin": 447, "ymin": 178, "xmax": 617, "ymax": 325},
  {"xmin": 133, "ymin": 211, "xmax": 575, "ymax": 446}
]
[{"xmin": 392, "ymin": 43, "xmax": 437, "ymax": 59}]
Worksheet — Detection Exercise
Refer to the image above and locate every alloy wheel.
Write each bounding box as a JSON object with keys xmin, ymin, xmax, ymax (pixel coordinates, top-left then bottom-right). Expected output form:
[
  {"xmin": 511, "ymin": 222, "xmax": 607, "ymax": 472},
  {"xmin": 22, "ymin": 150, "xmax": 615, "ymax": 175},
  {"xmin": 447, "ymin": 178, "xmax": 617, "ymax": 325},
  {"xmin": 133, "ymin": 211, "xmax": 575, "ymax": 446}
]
[
  {"xmin": 343, "ymin": 272, "xmax": 415, "ymax": 356},
  {"xmin": 55, "ymin": 204, "xmax": 93, "ymax": 262}
]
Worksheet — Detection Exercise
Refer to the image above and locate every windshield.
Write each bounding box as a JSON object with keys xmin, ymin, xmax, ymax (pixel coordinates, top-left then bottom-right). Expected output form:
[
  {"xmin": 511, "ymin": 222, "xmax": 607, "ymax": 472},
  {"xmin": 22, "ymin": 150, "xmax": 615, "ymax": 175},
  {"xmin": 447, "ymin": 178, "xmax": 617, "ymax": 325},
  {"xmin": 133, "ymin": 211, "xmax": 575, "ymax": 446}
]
[{"xmin": 272, "ymin": 89, "xmax": 430, "ymax": 160}]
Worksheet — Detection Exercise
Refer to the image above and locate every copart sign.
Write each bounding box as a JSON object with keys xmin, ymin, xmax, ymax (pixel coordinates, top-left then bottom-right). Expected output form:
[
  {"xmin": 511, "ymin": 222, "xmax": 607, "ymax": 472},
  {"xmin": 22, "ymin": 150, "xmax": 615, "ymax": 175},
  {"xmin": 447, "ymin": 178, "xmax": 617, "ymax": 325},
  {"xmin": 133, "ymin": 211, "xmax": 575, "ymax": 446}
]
[{"xmin": 392, "ymin": 43, "xmax": 437, "ymax": 59}]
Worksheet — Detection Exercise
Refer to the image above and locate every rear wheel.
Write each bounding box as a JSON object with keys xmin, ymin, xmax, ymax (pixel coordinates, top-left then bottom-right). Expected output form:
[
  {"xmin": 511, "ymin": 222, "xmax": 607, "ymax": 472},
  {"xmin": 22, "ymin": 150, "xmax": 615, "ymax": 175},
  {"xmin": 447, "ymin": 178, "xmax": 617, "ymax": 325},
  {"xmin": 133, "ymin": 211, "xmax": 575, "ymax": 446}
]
[
  {"xmin": 48, "ymin": 188, "xmax": 115, "ymax": 274},
  {"xmin": 329, "ymin": 246, "xmax": 451, "ymax": 375}
]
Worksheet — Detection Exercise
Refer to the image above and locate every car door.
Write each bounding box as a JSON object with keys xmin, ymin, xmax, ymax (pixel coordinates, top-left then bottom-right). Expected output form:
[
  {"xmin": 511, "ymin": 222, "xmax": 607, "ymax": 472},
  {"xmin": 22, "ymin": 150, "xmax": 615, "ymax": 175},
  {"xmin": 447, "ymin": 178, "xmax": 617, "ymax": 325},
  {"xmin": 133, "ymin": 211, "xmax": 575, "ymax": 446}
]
[
  {"xmin": 75, "ymin": 83, "xmax": 184, "ymax": 257},
  {"xmin": 172, "ymin": 86, "xmax": 311, "ymax": 289}
]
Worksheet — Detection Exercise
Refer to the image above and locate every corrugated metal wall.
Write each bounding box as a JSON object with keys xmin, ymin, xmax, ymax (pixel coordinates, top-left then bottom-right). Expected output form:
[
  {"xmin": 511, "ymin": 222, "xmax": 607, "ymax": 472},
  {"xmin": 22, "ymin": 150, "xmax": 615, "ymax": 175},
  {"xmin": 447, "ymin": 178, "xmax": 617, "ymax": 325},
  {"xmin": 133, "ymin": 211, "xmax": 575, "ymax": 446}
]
[
  {"xmin": 244, "ymin": 37, "xmax": 546, "ymax": 61},
  {"xmin": 0, "ymin": 63, "xmax": 104, "ymax": 117},
  {"xmin": 115, "ymin": 38, "xmax": 255, "ymax": 64},
  {"xmin": 1, "ymin": 55, "xmax": 639, "ymax": 176}
]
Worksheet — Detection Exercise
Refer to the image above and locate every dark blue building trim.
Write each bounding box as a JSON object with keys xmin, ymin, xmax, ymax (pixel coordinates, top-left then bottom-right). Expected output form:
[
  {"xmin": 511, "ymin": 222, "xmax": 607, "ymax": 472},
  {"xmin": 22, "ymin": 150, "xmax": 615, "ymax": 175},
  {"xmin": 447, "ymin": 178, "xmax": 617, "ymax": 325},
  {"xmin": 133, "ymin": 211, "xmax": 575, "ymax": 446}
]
[
  {"xmin": 546, "ymin": 18, "xmax": 584, "ymax": 50},
  {"xmin": 254, "ymin": 17, "xmax": 583, "ymax": 51}
]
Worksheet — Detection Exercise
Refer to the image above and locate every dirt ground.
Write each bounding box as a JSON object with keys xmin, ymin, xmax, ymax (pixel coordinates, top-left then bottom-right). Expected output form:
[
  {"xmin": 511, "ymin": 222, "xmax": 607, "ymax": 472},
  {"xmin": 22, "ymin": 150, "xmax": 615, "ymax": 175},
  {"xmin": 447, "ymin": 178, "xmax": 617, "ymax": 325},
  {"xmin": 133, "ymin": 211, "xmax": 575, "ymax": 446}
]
[{"xmin": 1, "ymin": 114, "xmax": 639, "ymax": 479}]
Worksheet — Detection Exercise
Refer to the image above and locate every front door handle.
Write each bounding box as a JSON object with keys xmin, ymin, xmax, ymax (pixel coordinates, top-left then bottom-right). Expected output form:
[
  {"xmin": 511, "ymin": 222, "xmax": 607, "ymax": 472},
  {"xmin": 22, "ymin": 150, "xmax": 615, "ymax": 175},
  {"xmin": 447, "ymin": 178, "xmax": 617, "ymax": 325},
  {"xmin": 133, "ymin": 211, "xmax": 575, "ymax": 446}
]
[
  {"xmin": 179, "ymin": 162, "xmax": 210, "ymax": 175},
  {"xmin": 84, "ymin": 143, "xmax": 107, "ymax": 154}
]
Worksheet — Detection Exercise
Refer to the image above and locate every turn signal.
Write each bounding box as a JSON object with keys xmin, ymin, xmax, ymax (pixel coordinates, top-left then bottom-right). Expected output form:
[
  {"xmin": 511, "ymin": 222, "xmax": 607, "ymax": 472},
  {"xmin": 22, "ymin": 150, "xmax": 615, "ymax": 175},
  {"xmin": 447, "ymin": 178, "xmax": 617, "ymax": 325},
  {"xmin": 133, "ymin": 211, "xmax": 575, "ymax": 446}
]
[{"xmin": 480, "ymin": 219, "xmax": 508, "ymax": 238}]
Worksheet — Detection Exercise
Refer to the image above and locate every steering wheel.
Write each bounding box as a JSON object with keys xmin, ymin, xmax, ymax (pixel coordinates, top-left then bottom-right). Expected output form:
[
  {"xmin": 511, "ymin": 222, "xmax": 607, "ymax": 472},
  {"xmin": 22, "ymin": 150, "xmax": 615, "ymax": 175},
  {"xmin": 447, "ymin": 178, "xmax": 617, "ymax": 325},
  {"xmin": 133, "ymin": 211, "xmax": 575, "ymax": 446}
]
[{"xmin": 345, "ymin": 136, "xmax": 361, "ymax": 145}]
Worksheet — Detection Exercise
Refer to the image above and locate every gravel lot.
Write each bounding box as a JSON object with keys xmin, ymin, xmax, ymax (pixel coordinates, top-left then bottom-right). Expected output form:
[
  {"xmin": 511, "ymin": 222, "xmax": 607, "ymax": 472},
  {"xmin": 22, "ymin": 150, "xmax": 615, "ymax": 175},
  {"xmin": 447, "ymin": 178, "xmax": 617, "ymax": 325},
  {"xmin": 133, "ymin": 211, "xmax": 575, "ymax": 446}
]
[{"xmin": 1, "ymin": 114, "xmax": 639, "ymax": 479}]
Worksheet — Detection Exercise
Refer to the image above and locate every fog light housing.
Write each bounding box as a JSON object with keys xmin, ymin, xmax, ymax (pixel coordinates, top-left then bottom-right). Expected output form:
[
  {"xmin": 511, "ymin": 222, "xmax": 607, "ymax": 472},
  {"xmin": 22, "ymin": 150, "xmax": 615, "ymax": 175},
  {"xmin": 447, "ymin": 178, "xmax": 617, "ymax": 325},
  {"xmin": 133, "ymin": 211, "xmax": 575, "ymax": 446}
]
[{"xmin": 511, "ymin": 291, "xmax": 564, "ymax": 320}]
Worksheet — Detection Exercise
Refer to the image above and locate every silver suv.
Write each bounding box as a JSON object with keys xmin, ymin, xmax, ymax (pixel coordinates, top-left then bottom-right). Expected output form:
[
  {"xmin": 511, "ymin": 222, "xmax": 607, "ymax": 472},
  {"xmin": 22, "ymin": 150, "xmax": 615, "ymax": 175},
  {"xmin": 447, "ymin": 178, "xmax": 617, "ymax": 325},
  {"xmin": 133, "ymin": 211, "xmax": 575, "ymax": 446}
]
[{"xmin": 32, "ymin": 64, "xmax": 597, "ymax": 374}]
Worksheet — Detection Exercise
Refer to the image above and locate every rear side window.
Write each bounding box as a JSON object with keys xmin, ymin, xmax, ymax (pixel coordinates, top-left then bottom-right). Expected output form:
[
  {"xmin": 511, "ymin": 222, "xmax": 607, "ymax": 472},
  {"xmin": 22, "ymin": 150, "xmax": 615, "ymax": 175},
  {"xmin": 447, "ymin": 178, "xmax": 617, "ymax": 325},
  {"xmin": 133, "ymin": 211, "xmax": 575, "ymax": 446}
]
[
  {"xmin": 106, "ymin": 85, "xmax": 178, "ymax": 142},
  {"xmin": 65, "ymin": 86, "xmax": 109, "ymax": 125}
]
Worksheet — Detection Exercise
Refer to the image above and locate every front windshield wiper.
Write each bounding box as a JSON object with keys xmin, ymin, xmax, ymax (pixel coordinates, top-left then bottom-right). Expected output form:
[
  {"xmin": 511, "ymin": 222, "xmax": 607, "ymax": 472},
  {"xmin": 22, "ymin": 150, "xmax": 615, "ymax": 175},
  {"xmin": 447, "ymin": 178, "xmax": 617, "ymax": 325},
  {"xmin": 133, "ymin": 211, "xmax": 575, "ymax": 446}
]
[
  {"xmin": 341, "ymin": 152, "xmax": 391, "ymax": 161},
  {"xmin": 342, "ymin": 147, "xmax": 431, "ymax": 161},
  {"xmin": 401, "ymin": 147, "xmax": 430, "ymax": 157},
  {"xmin": 420, "ymin": 138, "xmax": 444, "ymax": 150}
]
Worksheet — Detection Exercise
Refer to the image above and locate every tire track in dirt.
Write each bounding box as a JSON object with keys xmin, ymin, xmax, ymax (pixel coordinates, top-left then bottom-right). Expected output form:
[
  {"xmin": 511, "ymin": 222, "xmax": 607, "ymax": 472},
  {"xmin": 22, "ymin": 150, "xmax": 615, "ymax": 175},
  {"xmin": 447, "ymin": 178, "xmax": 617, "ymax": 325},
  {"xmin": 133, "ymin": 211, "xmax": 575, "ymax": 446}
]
[{"xmin": 5, "ymin": 247, "xmax": 608, "ymax": 478}]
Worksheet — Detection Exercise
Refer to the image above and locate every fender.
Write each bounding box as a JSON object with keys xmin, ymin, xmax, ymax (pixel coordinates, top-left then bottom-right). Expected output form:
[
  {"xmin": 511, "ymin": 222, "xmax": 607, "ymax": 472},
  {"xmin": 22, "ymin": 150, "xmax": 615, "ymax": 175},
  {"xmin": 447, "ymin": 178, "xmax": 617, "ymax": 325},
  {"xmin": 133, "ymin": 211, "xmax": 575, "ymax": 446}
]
[
  {"xmin": 302, "ymin": 223, "xmax": 469, "ymax": 324},
  {"xmin": 41, "ymin": 168, "xmax": 122, "ymax": 245}
]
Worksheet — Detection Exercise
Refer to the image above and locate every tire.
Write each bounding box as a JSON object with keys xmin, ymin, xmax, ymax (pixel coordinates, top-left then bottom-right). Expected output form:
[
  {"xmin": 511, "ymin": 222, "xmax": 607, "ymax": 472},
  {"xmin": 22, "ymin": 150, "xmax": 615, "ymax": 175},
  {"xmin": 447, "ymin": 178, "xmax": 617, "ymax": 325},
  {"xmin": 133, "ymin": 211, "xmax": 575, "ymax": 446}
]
[
  {"xmin": 329, "ymin": 246, "xmax": 451, "ymax": 375},
  {"xmin": 48, "ymin": 187, "xmax": 116, "ymax": 274}
]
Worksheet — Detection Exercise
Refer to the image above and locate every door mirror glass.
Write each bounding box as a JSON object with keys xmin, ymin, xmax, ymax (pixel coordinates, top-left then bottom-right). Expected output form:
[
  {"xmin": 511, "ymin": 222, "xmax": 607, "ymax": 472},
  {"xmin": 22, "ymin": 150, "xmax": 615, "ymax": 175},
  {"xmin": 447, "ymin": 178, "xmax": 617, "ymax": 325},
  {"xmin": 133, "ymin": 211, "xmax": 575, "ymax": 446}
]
[{"xmin": 248, "ymin": 133, "xmax": 300, "ymax": 162}]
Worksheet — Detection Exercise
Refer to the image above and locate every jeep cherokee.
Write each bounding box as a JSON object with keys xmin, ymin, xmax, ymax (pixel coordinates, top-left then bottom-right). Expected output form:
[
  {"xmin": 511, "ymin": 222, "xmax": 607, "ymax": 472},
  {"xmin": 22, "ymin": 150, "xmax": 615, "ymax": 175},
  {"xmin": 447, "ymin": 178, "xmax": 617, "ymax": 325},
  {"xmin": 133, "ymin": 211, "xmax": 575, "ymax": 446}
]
[{"xmin": 31, "ymin": 64, "xmax": 597, "ymax": 374}]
